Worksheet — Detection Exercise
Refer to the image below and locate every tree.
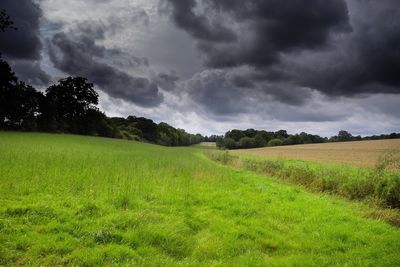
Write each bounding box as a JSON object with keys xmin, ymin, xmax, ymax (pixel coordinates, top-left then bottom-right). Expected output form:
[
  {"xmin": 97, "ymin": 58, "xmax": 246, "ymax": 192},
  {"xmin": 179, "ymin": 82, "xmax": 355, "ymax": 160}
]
[
  {"xmin": 239, "ymin": 137, "xmax": 256, "ymax": 148},
  {"xmin": 77, "ymin": 108, "xmax": 114, "ymax": 137},
  {"xmin": 254, "ymin": 133, "xmax": 266, "ymax": 147},
  {"xmin": 1, "ymin": 82, "xmax": 42, "ymax": 130},
  {"xmin": 244, "ymin": 128, "xmax": 257, "ymax": 138},
  {"xmin": 43, "ymin": 77, "xmax": 98, "ymax": 132},
  {"xmin": 225, "ymin": 129, "xmax": 245, "ymax": 142},
  {"xmin": 268, "ymin": 139, "xmax": 283, "ymax": 147},
  {"xmin": 337, "ymin": 130, "xmax": 353, "ymax": 142},
  {"xmin": 222, "ymin": 138, "xmax": 237, "ymax": 149},
  {"xmin": 0, "ymin": 58, "xmax": 17, "ymax": 128},
  {"xmin": 0, "ymin": 9, "xmax": 15, "ymax": 32},
  {"xmin": 0, "ymin": 58, "xmax": 42, "ymax": 130},
  {"xmin": 275, "ymin": 130, "xmax": 289, "ymax": 139},
  {"xmin": 127, "ymin": 116, "xmax": 158, "ymax": 143}
]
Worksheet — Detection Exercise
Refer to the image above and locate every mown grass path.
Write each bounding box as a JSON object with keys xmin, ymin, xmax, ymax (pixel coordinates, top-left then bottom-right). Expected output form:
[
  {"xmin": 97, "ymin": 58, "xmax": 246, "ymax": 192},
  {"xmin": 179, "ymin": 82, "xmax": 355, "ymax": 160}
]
[{"xmin": 1, "ymin": 133, "xmax": 400, "ymax": 266}]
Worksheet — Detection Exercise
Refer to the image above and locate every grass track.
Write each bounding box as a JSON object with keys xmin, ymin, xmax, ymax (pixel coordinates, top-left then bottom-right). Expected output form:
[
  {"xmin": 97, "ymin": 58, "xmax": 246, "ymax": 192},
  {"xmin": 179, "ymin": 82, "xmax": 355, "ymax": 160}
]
[{"xmin": 1, "ymin": 132, "xmax": 400, "ymax": 266}]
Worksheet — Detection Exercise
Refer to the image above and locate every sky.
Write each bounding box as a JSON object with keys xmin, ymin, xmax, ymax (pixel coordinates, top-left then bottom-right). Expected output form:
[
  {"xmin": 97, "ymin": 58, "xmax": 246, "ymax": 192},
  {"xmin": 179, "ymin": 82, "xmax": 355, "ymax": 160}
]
[{"xmin": 1, "ymin": 0, "xmax": 399, "ymax": 136}]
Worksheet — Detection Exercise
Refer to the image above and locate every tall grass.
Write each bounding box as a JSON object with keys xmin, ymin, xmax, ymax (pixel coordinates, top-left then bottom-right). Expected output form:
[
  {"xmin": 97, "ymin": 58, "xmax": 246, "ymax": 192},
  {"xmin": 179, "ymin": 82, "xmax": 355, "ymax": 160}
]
[
  {"xmin": 1, "ymin": 132, "xmax": 400, "ymax": 266},
  {"xmin": 206, "ymin": 150, "xmax": 400, "ymax": 222}
]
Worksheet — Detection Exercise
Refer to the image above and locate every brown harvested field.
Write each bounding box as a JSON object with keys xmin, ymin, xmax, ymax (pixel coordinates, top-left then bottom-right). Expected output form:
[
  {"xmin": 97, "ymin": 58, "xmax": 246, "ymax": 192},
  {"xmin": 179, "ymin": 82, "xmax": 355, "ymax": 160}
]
[
  {"xmin": 199, "ymin": 142, "xmax": 217, "ymax": 147},
  {"xmin": 234, "ymin": 139, "xmax": 400, "ymax": 168}
]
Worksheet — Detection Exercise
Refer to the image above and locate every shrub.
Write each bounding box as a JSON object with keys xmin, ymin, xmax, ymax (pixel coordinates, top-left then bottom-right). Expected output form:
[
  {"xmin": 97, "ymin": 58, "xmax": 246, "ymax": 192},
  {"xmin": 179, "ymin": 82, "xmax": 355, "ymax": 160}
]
[
  {"xmin": 373, "ymin": 173, "xmax": 400, "ymax": 208},
  {"xmin": 254, "ymin": 134, "xmax": 266, "ymax": 147},
  {"xmin": 267, "ymin": 139, "xmax": 283, "ymax": 147},
  {"xmin": 222, "ymin": 138, "xmax": 237, "ymax": 149},
  {"xmin": 239, "ymin": 137, "xmax": 256, "ymax": 149},
  {"xmin": 206, "ymin": 151, "xmax": 238, "ymax": 165}
]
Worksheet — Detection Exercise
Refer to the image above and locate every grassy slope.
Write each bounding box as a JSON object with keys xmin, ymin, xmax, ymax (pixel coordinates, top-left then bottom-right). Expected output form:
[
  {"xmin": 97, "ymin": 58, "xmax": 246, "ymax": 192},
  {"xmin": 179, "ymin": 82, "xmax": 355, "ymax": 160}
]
[{"xmin": 0, "ymin": 133, "xmax": 400, "ymax": 266}]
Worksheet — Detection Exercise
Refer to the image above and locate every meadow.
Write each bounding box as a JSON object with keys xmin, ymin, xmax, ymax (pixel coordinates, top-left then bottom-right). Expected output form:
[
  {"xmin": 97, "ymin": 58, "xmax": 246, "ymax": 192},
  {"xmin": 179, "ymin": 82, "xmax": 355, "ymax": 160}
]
[
  {"xmin": 1, "ymin": 132, "xmax": 400, "ymax": 266},
  {"xmin": 235, "ymin": 139, "xmax": 400, "ymax": 168}
]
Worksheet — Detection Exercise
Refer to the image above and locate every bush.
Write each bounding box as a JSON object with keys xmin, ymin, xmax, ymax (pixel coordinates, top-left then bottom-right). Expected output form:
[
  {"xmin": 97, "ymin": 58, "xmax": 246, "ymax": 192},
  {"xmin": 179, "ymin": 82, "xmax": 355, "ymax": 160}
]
[
  {"xmin": 267, "ymin": 139, "xmax": 283, "ymax": 147},
  {"xmin": 206, "ymin": 151, "xmax": 238, "ymax": 165},
  {"xmin": 222, "ymin": 138, "xmax": 237, "ymax": 149},
  {"xmin": 254, "ymin": 134, "xmax": 266, "ymax": 147},
  {"xmin": 239, "ymin": 137, "xmax": 256, "ymax": 148},
  {"xmin": 373, "ymin": 173, "xmax": 400, "ymax": 208}
]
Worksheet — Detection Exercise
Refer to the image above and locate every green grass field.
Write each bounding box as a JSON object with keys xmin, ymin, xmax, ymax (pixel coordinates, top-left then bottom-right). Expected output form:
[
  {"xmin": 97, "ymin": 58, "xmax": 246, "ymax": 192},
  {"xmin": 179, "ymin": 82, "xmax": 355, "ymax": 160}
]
[{"xmin": 1, "ymin": 132, "xmax": 400, "ymax": 266}]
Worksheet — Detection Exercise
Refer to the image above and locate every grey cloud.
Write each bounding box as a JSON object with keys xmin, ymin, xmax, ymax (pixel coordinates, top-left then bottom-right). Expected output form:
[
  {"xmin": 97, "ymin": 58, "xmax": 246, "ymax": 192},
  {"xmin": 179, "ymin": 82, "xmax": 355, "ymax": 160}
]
[
  {"xmin": 185, "ymin": 69, "xmax": 316, "ymax": 117},
  {"xmin": 0, "ymin": 0, "xmax": 42, "ymax": 60},
  {"xmin": 48, "ymin": 22, "xmax": 163, "ymax": 107},
  {"xmin": 9, "ymin": 60, "xmax": 51, "ymax": 86},
  {"xmin": 166, "ymin": 0, "xmax": 350, "ymax": 68},
  {"xmin": 164, "ymin": 0, "xmax": 400, "ymax": 112},
  {"xmin": 269, "ymin": 0, "xmax": 400, "ymax": 97},
  {"xmin": 186, "ymin": 70, "xmax": 249, "ymax": 115},
  {"xmin": 156, "ymin": 72, "xmax": 179, "ymax": 92},
  {"xmin": 0, "ymin": 0, "xmax": 51, "ymax": 86},
  {"xmin": 166, "ymin": 0, "xmax": 237, "ymax": 42},
  {"xmin": 106, "ymin": 49, "xmax": 149, "ymax": 69}
]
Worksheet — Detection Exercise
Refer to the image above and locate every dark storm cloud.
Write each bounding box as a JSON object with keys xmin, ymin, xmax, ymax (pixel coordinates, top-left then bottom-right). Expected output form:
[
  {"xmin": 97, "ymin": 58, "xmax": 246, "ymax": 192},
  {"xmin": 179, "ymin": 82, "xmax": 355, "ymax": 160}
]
[
  {"xmin": 0, "ymin": 0, "xmax": 42, "ymax": 60},
  {"xmin": 165, "ymin": 0, "xmax": 400, "ymax": 115},
  {"xmin": 0, "ymin": 0, "xmax": 51, "ymax": 86},
  {"xmin": 186, "ymin": 70, "xmax": 249, "ymax": 115},
  {"xmin": 166, "ymin": 0, "xmax": 350, "ymax": 68},
  {"xmin": 107, "ymin": 49, "xmax": 149, "ymax": 69},
  {"xmin": 166, "ymin": 0, "xmax": 236, "ymax": 42},
  {"xmin": 185, "ymin": 69, "xmax": 315, "ymax": 117},
  {"xmin": 48, "ymin": 22, "xmax": 163, "ymax": 107},
  {"xmin": 291, "ymin": 0, "xmax": 400, "ymax": 96},
  {"xmin": 156, "ymin": 72, "xmax": 179, "ymax": 92},
  {"xmin": 9, "ymin": 60, "xmax": 51, "ymax": 86}
]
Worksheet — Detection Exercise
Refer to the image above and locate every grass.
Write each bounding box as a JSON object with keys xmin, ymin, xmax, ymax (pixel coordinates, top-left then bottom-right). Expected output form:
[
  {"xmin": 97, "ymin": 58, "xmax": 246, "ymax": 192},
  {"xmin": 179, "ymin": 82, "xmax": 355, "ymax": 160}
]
[
  {"xmin": 235, "ymin": 139, "xmax": 400, "ymax": 168},
  {"xmin": 207, "ymin": 150, "xmax": 400, "ymax": 223},
  {"xmin": 1, "ymin": 132, "xmax": 400, "ymax": 266}
]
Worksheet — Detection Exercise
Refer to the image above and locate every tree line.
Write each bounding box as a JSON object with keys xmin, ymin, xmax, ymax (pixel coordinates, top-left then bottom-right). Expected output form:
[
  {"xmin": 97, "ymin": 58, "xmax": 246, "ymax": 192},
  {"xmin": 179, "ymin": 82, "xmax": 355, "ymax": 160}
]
[
  {"xmin": 0, "ymin": 58, "xmax": 203, "ymax": 145},
  {"xmin": 216, "ymin": 129, "xmax": 400, "ymax": 149}
]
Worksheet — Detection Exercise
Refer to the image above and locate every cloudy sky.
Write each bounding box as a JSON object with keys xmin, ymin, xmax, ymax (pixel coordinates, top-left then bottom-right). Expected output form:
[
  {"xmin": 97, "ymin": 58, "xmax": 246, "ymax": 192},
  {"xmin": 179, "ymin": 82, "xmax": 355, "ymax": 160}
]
[{"xmin": 1, "ymin": 0, "xmax": 399, "ymax": 136}]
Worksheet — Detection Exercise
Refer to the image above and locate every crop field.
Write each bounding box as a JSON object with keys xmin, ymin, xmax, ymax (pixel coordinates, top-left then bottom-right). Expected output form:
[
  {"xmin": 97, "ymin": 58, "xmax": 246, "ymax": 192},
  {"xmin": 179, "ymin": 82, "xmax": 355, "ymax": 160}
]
[
  {"xmin": 198, "ymin": 142, "xmax": 217, "ymax": 147},
  {"xmin": 235, "ymin": 139, "xmax": 400, "ymax": 168},
  {"xmin": 1, "ymin": 132, "xmax": 400, "ymax": 266}
]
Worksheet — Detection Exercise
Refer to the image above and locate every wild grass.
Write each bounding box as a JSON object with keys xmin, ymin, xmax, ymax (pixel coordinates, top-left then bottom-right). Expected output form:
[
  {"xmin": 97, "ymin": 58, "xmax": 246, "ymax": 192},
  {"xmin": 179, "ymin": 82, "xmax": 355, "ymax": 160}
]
[
  {"xmin": 206, "ymin": 150, "xmax": 400, "ymax": 225},
  {"xmin": 1, "ymin": 132, "xmax": 400, "ymax": 266}
]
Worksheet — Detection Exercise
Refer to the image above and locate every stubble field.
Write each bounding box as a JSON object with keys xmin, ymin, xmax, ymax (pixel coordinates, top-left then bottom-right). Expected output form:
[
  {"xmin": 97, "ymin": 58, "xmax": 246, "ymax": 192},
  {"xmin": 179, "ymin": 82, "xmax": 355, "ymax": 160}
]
[{"xmin": 235, "ymin": 139, "xmax": 400, "ymax": 168}]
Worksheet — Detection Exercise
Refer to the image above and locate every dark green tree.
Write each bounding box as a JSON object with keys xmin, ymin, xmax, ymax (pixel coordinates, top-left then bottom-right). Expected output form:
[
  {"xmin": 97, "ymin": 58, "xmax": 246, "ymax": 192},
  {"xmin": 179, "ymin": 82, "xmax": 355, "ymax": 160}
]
[
  {"xmin": 239, "ymin": 137, "xmax": 256, "ymax": 148},
  {"xmin": 275, "ymin": 130, "xmax": 289, "ymax": 139},
  {"xmin": 127, "ymin": 116, "xmax": 159, "ymax": 143},
  {"xmin": 42, "ymin": 77, "xmax": 99, "ymax": 132},
  {"xmin": 0, "ymin": 58, "xmax": 42, "ymax": 130},
  {"xmin": 337, "ymin": 130, "xmax": 353, "ymax": 142},
  {"xmin": 225, "ymin": 129, "xmax": 245, "ymax": 142},
  {"xmin": 0, "ymin": 58, "xmax": 17, "ymax": 128},
  {"xmin": 254, "ymin": 133, "xmax": 267, "ymax": 147},
  {"xmin": 222, "ymin": 138, "xmax": 237, "ymax": 149},
  {"xmin": 0, "ymin": 9, "xmax": 15, "ymax": 32},
  {"xmin": 268, "ymin": 139, "xmax": 283, "ymax": 147}
]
